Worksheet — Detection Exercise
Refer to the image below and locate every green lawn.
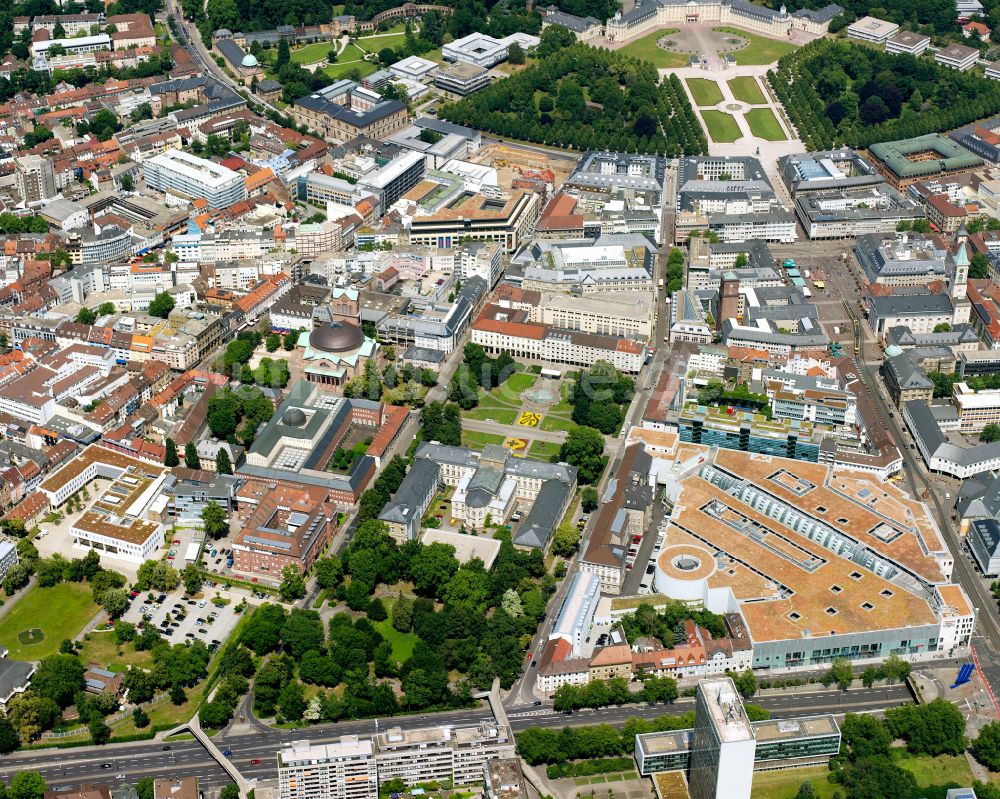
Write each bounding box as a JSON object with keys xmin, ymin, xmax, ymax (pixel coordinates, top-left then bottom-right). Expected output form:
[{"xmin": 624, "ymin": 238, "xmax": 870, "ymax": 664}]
[
  {"xmin": 618, "ymin": 28, "xmax": 689, "ymax": 68},
  {"xmin": 463, "ymin": 407, "xmax": 518, "ymax": 424},
  {"xmin": 528, "ymin": 440, "xmax": 563, "ymax": 460},
  {"xmin": 728, "ymin": 76, "xmax": 766, "ymax": 104},
  {"xmin": 750, "ymin": 756, "xmax": 983, "ymax": 799},
  {"xmin": 715, "ymin": 27, "xmax": 797, "ymax": 65},
  {"xmin": 76, "ymin": 630, "xmax": 153, "ymax": 673},
  {"xmin": 356, "ymin": 33, "xmax": 407, "ymax": 53},
  {"xmin": 291, "ymin": 41, "xmax": 337, "ymax": 64},
  {"xmin": 701, "ymin": 110, "xmax": 742, "ymax": 143},
  {"xmin": 539, "ymin": 414, "xmax": 577, "ymax": 434},
  {"xmin": 897, "ymin": 753, "xmax": 976, "ymax": 792},
  {"xmin": 323, "ymin": 58, "xmax": 377, "ymax": 81},
  {"xmin": 505, "ymin": 372, "xmax": 538, "ymax": 393},
  {"xmin": 463, "ymin": 431, "xmax": 506, "ymax": 449},
  {"xmin": 750, "ymin": 767, "xmax": 836, "ymax": 799},
  {"xmin": 373, "ymin": 616, "xmax": 418, "ymax": 662},
  {"xmin": 687, "ymin": 78, "xmax": 724, "ymax": 107},
  {"xmin": 745, "ymin": 108, "xmax": 786, "ymax": 140},
  {"xmin": 0, "ymin": 583, "xmax": 99, "ymax": 660}
]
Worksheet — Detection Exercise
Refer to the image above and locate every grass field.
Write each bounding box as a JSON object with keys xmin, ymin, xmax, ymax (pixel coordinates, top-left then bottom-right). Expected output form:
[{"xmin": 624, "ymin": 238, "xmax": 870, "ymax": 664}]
[
  {"xmin": 291, "ymin": 41, "xmax": 337, "ymax": 64},
  {"xmin": 528, "ymin": 440, "xmax": 563, "ymax": 460},
  {"xmin": 463, "ymin": 431, "xmax": 506, "ymax": 449},
  {"xmin": 356, "ymin": 32, "xmax": 407, "ymax": 53},
  {"xmin": 745, "ymin": 108, "xmax": 786, "ymax": 140},
  {"xmin": 323, "ymin": 58, "xmax": 377, "ymax": 81},
  {"xmin": 0, "ymin": 583, "xmax": 98, "ymax": 660},
  {"xmin": 728, "ymin": 76, "xmax": 766, "ymax": 104},
  {"xmin": 687, "ymin": 78, "xmax": 724, "ymax": 106},
  {"xmin": 373, "ymin": 616, "xmax": 418, "ymax": 662},
  {"xmin": 701, "ymin": 110, "xmax": 742, "ymax": 142},
  {"xmin": 750, "ymin": 767, "xmax": 836, "ymax": 799},
  {"xmin": 897, "ymin": 753, "xmax": 976, "ymax": 792},
  {"xmin": 618, "ymin": 28, "xmax": 688, "ymax": 68},
  {"xmin": 749, "ymin": 755, "xmax": 986, "ymax": 799},
  {"xmin": 715, "ymin": 27, "xmax": 797, "ymax": 64},
  {"xmin": 539, "ymin": 415, "xmax": 578, "ymax": 434},
  {"xmin": 505, "ymin": 372, "xmax": 538, "ymax": 393},
  {"xmin": 76, "ymin": 630, "xmax": 153, "ymax": 673},
  {"xmin": 0, "ymin": 583, "xmax": 99, "ymax": 660}
]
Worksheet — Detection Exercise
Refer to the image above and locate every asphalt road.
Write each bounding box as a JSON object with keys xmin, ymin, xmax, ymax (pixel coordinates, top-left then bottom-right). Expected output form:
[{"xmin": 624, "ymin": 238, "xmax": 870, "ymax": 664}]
[{"xmin": 3, "ymin": 685, "xmax": 912, "ymax": 791}]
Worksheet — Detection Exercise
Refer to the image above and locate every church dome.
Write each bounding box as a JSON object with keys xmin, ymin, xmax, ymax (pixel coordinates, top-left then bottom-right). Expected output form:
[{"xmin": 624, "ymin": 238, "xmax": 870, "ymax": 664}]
[
  {"xmin": 308, "ymin": 321, "xmax": 365, "ymax": 354},
  {"xmin": 241, "ymin": 53, "xmax": 259, "ymax": 68},
  {"xmin": 884, "ymin": 344, "xmax": 904, "ymax": 358}
]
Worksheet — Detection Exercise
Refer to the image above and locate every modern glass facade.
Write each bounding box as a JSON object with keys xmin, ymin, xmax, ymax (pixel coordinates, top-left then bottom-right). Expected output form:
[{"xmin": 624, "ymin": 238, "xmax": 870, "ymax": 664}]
[
  {"xmin": 635, "ymin": 715, "xmax": 841, "ymax": 777},
  {"xmin": 678, "ymin": 418, "xmax": 820, "ymax": 462}
]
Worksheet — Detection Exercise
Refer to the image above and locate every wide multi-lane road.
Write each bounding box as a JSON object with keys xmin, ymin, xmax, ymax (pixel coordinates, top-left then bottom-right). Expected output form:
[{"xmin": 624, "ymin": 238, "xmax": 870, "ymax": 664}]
[{"xmin": 2, "ymin": 685, "xmax": 912, "ymax": 791}]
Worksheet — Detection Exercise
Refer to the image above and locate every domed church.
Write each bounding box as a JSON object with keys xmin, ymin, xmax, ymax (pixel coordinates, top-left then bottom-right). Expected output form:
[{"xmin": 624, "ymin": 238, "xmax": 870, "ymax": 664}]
[{"xmin": 297, "ymin": 320, "xmax": 378, "ymax": 387}]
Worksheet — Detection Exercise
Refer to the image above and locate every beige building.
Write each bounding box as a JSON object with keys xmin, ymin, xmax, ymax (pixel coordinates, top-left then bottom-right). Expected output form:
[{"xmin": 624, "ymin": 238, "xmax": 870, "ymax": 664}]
[{"xmin": 953, "ymin": 381, "xmax": 1000, "ymax": 432}]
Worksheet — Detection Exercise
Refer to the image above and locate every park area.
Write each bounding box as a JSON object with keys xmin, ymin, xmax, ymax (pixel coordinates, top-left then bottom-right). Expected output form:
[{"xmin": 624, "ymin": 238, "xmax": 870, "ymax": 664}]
[
  {"xmin": 728, "ymin": 75, "xmax": 766, "ymax": 104},
  {"xmin": 745, "ymin": 108, "xmax": 786, "ymax": 140},
  {"xmin": 618, "ymin": 28, "xmax": 689, "ymax": 68},
  {"xmin": 701, "ymin": 110, "xmax": 741, "ymax": 142},
  {"xmin": 714, "ymin": 27, "xmax": 796, "ymax": 64},
  {"xmin": 0, "ymin": 582, "xmax": 98, "ymax": 660},
  {"xmin": 687, "ymin": 77, "xmax": 724, "ymax": 106}
]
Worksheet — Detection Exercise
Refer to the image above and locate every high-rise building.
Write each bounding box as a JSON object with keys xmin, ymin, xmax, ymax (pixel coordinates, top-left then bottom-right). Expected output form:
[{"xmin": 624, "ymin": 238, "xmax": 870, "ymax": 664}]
[
  {"xmin": 277, "ymin": 736, "xmax": 378, "ymax": 799},
  {"xmin": 689, "ymin": 677, "xmax": 756, "ymax": 799},
  {"xmin": 143, "ymin": 150, "xmax": 246, "ymax": 209},
  {"xmin": 15, "ymin": 154, "xmax": 57, "ymax": 204}
]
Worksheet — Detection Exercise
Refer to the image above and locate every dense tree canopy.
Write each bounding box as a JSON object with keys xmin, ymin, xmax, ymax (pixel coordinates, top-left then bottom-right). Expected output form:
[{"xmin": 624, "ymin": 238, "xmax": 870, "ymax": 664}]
[
  {"xmin": 441, "ymin": 30, "xmax": 705, "ymax": 155},
  {"xmin": 771, "ymin": 39, "xmax": 1000, "ymax": 149}
]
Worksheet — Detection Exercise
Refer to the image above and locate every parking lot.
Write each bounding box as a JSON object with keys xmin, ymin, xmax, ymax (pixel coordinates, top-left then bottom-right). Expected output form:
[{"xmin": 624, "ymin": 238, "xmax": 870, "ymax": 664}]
[
  {"xmin": 166, "ymin": 527, "xmax": 206, "ymax": 570},
  {"xmin": 123, "ymin": 587, "xmax": 244, "ymax": 650}
]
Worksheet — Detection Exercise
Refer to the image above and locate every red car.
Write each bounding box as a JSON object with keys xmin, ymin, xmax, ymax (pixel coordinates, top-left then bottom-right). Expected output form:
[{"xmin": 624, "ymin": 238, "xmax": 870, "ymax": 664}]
[{"xmin": 249, "ymin": 759, "xmax": 262, "ymax": 765}]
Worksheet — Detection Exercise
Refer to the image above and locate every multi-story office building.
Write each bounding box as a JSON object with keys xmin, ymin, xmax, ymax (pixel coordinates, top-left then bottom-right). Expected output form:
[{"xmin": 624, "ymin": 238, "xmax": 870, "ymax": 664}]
[
  {"xmin": 435, "ymin": 62, "xmax": 491, "ymax": 95},
  {"xmin": 277, "ymin": 737, "xmax": 378, "ymax": 799},
  {"xmin": 143, "ymin": 150, "xmax": 246, "ymax": 209},
  {"xmin": 676, "ymin": 404, "xmax": 823, "ymax": 462},
  {"xmin": 406, "ymin": 190, "xmax": 541, "ymax": 252},
  {"xmin": 846, "ymin": 15, "xmax": 899, "ymax": 42},
  {"xmin": 952, "ymin": 382, "xmax": 1000, "ymax": 432},
  {"xmin": 689, "ymin": 678, "xmax": 756, "ymax": 799},
  {"xmin": 676, "ymin": 156, "xmax": 795, "ymax": 243},
  {"xmin": 636, "ymin": 696, "xmax": 840, "ymax": 778},
  {"xmin": 14, "ymin": 154, "xmax": 57, "ymax": 204}
]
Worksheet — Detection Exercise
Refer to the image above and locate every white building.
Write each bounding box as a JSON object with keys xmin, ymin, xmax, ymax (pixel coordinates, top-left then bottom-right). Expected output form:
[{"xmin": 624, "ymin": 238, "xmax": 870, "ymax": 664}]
[
  {"xmin": 39, "ymin": 446, "xmax": 168, "ymax": 564},
  {"xmin": 443, "ymin": 32, "xmax": 539, "ymax": 68},
  {"xmin": 389, "ymin": 55, "xmax": 440, "ymax": 83},
  {"xmin": 885, "ymin": 30, "xmax": 931, "ymax": 54},
  {"xmin": 143, "ymin": 150, "xmax": 246, "ymax": 209},
  {"xmin": 690, "ymin": 678, "xmax": 756, "ymax": 799},
  {"xmin": 549, "ymin": 572, "xmax": 601, "ymax": 657},
  {"xmin": 278, "ymin": 737, "xmax": 378, "ymax": 799},
  {"xmin": 936, "ymin": 42, "xmax": 980, "ymax": 71},
  {"xmin": 846, "ymin": 16, "xmax": 899, "ymax": 43},
  {"xmin": 374, "ymin": 722, "xmax": 516, "ymax": 788}
]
